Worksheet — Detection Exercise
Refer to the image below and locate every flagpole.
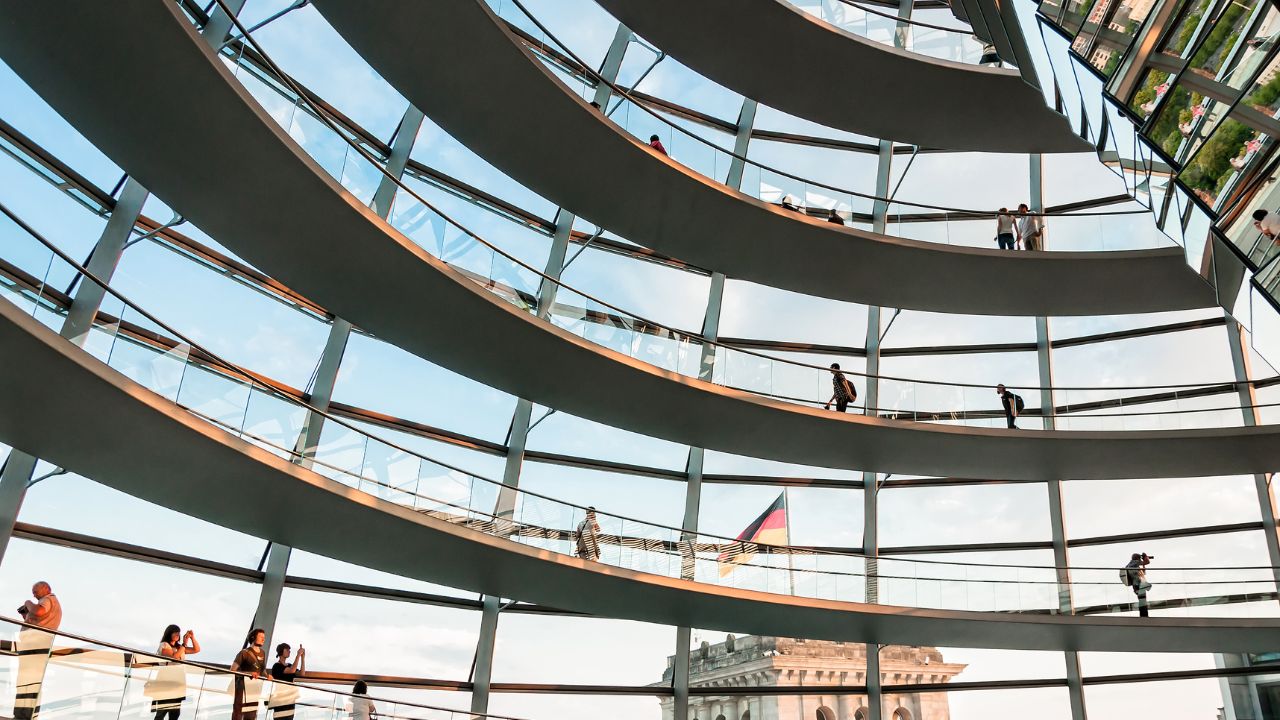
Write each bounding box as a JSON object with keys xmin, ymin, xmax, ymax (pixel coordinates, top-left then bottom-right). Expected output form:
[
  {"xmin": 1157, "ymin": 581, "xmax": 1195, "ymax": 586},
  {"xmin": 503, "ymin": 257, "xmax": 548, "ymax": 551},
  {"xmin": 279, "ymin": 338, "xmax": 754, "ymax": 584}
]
[{"xmin": 783, "ymin": 488, "xmax": 795, "ymax": 596}]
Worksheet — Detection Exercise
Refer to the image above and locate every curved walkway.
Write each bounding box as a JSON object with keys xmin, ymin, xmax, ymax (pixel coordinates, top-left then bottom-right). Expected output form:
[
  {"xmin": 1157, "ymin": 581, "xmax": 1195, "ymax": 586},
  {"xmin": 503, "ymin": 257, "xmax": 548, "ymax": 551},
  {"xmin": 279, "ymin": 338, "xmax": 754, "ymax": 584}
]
[
  {"xmin": 5, "ymin": 0, "xmax": 1280, "ymax": 481},
  {"xmin": 593, "ymin": 0, "xmax": 1086, "ymax": 153},
  {"xmin": 3, "ymin": 300, "xmax": 1279, "ymax": 652},
  {"xmin": 310, "ymin": 0, "xmax": 1216, "ymax": 317}
]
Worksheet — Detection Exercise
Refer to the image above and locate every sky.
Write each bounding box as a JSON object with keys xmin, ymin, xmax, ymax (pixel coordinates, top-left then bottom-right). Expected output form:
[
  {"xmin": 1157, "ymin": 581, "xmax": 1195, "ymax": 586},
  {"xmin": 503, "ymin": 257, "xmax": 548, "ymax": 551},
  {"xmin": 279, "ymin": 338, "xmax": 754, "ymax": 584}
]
[{"xmin": 0, "ymin": 0, "xmax": 1277, "ymax": 718}]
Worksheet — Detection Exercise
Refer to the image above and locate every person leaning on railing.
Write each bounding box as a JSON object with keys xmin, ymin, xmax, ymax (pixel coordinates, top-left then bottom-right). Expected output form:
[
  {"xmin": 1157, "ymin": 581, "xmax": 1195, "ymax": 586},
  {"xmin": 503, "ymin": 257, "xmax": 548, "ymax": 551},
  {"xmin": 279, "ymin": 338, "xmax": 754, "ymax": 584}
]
[
  {"xmin": 14, "ymin": 580, "xmax": 60, "ymax": 720},
  {"xmin": 230, "ymin": 628, "xmax": 267, "ymax": 720},
  {"xmin": 350, "ymin": 680, "xmax": 379, "ymax": 720},
  {"xmin": 1253, "ymin": 209, "xmax": 1280, "ymax": 241}
]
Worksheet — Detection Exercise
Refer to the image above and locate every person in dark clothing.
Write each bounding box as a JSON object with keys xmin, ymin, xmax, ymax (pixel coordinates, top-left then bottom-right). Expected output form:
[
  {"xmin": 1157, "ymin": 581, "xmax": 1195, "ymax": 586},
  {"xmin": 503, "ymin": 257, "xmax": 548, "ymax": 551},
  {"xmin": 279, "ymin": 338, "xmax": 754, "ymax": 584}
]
[
  {"xmin": 824, "ymin": 363, "xmax": 858, "ymax": 413},
  {"xmin": 268, "ymin": 643, "xmax": 304, "ymax": 719},
  {"xmin": 997, "ymin": 384, "xmax": 1021, "ymax": 429},
  {"xmin": 827, "ymin": 209, "xmax": 845, "ymax": 225},
  {"xmin": 648, "ymin": 134, "xmax": 668, "ymax": 155}
]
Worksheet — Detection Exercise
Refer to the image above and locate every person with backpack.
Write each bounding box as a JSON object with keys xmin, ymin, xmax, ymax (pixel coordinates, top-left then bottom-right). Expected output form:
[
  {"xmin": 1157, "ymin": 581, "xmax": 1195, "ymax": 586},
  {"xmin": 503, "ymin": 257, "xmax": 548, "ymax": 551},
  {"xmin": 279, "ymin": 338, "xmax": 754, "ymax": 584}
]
[
  {"xmin": 824, "ymin": 363, "xmax": 858, "ymax": 413},
  {"xmin": 996, "ymin": 384, "xmax": 1023, "ymax": 429},
  {"xmin": 1123, "ymin": 552, "xmax": 1154, "ymax": 617}
]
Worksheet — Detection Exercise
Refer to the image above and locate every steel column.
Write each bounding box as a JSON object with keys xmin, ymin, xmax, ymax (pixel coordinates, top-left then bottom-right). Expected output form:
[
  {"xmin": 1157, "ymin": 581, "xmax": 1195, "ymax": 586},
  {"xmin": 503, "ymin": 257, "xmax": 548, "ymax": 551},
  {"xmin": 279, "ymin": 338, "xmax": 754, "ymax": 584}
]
[
  {"xmin": 0, "ymin": 453, "xmax": 38, "ymax": 565},
  {"xmin": 472, "ymin": 203, "xmax": 575, "ymax": 710},
  {"xmin": 471, "ymin": 594, "xmax": 502, "ymax": 715},
  {"xmin": 1031, "ymin": 153, "xmax": 1087, "ymax": 720},
  {"xmin": 1225, "ymin": 319, "xmax": 1280, "ymax": 594},
  {"xmin": 62, "ymin": 179, "xmax": 150, "ymax": 344},
  {"xmin": 250, "ymin": 541, "xmax": 291, "ymax": 653},
  {"xmin": 536, "ymin": 209, "xmax": 577, "ymax": 320},
  {"xmin": 725, "ymin": 100, "xmax": 758, "ymax": 191},
  {"xmin": 370, "ymin": 105, "xmax": 426, "ymax": 219},
  {"xmin": 674, "ymin": 96, "xmax": 755, "ymax": 720},
  {"xmin": 255, "ymin": 103, "xmax": 424, "ymax": 648},
  {"xmin": 200, "ymin": 0, "xmax": 249, "ymax": 47},
  {"xmin": 0, "ymin": 177, "xmax": 149, "ymax": 566},
  {"xmin": 593, "ymin": 24, "xmax": 633, "ymax": 108}
]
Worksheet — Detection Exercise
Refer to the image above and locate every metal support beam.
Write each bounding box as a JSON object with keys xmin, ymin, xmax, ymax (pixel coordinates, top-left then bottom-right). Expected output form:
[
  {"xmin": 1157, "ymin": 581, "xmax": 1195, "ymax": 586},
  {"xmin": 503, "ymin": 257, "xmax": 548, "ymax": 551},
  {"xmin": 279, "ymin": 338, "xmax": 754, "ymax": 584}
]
[
  {"xmin": 673, "ymin": 95, "xmax": 754, "ymax": 720},
  {"xmin": 1112, "ymin": 0, "xmax": 1183, "ymax": 101},
  {"xmin": 1226, "ymin": 319, "xmax": 1280, "ymax": 595},
  {"xmin": 200, "ymin": 0, "xmax": 249, "ymax": 47},
  {"xmin": 0, "ymin": 453, "xmax": 38, "ymax": 565},
  {"xmin": 494, "ymin": 399, "xmax": 534, "ymax": 523},
  {"xmin": 988, "ymin": 0, "xmax": 1043, "ymax": 89},
  {"xmin": 673, "ymin": 273, "xmax": 724, "ymax": 720},
  {"xmin": 471, "ymin": 594, "xmax": 501, "ymax": 715},
  {"xmin": 370, "ymin": 105, "xmax": 426, "ymax": 219},
  {"xmin": 250, "ymin": 541, "xmax": 291, "ymax": 651},
  {"xmin": 862, "ymin": 137, "xmax": 895, "ymax": 619},
  {"xmin": 866, "ymin": 644, "xmax": 882, "ymax": 720},
  {"xmin": 536, "ymin": 209, "xmax": 577, "ymax": 320},
  {"xmin": 1030, "ymin": 154, "xmax": 1087, "ymax": 720},
  {"xmin": 295, "ymin": 317, "xmax": 353, "ymax": 459},
  {"xmin": 724, "ymin": 99, "xmax": 758, "ymax": 191},
  {"xmin": 261, "ymin": 103, "xmax": 425, "ymax": 649},
  {"xmin": 62, "ymin": 179, "xmax": 149, "ymax": 345},
  {"xmin": 474, "ymin": 204, "xmax": 576, "ymax": 710},
  {"xmin": 593, "ymin": 23, "xmax": 633, "ymax": 109},
  {"xmin": 860, "ymin": 118, "xmax": 899, "ymax": 720},
  {"xmin": 0, "ymin": 176, "xmax": 149, "ymax": 566}
]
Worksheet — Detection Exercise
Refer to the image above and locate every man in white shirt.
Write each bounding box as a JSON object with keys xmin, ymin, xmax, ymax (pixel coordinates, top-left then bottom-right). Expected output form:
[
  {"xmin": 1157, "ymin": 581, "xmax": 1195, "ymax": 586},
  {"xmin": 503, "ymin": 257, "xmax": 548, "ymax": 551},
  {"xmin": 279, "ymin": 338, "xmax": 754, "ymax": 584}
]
[
  {"xmin": 1253, "ymin": 209, "xmax": 1280, "ymax": 240},
  {"xmin": 1016, "ymin": 203, "xmax": 1045, "ymax": 251},
  {"xmin": 15, "ymin": 582, "xmax": 61, "ymax": 720}
]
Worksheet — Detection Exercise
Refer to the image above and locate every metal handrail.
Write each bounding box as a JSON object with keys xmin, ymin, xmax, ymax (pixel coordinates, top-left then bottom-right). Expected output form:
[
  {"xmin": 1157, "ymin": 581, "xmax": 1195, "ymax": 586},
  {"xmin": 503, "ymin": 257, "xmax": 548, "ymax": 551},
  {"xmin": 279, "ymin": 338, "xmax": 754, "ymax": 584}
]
[
  {"xmin": 0, "ymin": 616, "xmax": 528, "ymax": 720},
  {"xmin": 207, "ymin": 16, "xmax": 1243, "ymax": 398},
  {"xmin": 506, "ymin": 0, "xmax": 1119, "ymax": 219},
  {"xmin": 6, "ymin": 200, "xmax": 1280, "ymax": 581}
]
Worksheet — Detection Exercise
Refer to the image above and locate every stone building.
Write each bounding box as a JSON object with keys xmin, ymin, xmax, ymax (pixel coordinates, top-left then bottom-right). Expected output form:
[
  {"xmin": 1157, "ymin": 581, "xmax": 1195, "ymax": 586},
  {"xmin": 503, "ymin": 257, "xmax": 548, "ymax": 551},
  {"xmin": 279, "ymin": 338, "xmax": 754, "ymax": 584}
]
[{"xmin": 657, "ymin": 635, "xmax": 966, "ymax": 720}]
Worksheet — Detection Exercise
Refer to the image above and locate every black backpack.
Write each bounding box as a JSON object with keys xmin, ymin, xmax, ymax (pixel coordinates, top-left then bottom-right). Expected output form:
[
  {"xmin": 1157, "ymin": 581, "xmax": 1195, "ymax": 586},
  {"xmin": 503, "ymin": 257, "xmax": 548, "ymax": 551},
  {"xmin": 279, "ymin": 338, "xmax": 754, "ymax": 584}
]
[{"xmin": 1010, "ymin": 392, "xmax": 1025, "ymax": 413}]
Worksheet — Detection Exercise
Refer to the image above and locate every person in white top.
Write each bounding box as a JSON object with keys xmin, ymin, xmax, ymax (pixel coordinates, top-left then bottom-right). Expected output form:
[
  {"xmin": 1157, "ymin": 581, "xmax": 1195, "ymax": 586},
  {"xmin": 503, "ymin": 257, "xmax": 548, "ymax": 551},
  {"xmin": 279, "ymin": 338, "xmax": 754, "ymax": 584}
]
[
  {"xmin": 994, "ymin": 208, "xmax": 1017, "ymax": 250},
  {"xmin": 349, "ymin": 680, "xmax": 378, "ymax": 720},
  {"xmin": 14, "ymin": 581, "xmax": 61, "ymax": 720},
  {"xmin": 1016, "ymin": 203, "xmax": 1045, "ymax": 251},
  {"xmin": 151, "ymin": 624, "xmax": 200, "ymax": 720},
  {"xmin": 1253, "ymin": 209, "xmax": 1280, "ymax": 240}
]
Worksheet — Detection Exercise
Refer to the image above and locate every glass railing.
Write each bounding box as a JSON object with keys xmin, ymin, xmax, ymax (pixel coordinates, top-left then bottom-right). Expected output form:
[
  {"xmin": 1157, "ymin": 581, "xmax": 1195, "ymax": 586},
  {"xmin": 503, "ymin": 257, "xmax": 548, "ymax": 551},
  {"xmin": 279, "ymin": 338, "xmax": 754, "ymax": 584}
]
[
  {"xmin": 172, "ymin": 4, "xmax": 1266, "ymax": 431},
  {"xmin": 383, "ymin": 0, "xmax": 1162, "ymax": 254},
  {"xmin": 998, "ymin": 0, "xmax": 1246, "ymax": 292},
  {"xmin": 0, "ymin": 617, "xmax": 511, "ymax": 720},
  {"xmin": 2, "ymin": 207, "xmax": 1277, "ymax": 619},
  {"xmin": 785, "ymin": 0, "xmax": 992, "ymax": 66}
]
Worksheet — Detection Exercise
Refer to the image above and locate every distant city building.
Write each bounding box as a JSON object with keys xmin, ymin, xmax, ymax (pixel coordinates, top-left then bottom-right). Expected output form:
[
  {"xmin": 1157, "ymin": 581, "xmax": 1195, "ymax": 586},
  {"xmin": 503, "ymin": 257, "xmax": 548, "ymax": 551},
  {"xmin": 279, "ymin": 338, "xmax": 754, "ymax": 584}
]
[
  {"xmin": 1216, "ymin": 651, "xmax": 1280, "ymax": 719},
  {"xmin": 657, "ymin": 635, "xmax": 966, "ymax": 720}
]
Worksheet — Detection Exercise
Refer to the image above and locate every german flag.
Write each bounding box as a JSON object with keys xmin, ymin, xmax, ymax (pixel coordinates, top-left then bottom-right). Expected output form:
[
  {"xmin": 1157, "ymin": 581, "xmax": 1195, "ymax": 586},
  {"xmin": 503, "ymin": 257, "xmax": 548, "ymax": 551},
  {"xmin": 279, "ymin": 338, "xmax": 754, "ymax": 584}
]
[{"xmin": 718, "ymin": 493, "xmax": 789, "ymax": 576}]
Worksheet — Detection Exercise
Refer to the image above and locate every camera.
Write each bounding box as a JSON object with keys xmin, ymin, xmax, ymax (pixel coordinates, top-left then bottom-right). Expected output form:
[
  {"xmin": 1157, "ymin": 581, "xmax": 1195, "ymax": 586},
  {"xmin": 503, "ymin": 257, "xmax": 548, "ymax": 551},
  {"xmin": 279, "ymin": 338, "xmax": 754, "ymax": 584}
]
[
  {"xmin": 1141, "ymin": 553, "xmax": 1155, "ymax": 561},
  {"xmin": 17, "ymin": 606, "xmax": 27, "ymax": 616}
]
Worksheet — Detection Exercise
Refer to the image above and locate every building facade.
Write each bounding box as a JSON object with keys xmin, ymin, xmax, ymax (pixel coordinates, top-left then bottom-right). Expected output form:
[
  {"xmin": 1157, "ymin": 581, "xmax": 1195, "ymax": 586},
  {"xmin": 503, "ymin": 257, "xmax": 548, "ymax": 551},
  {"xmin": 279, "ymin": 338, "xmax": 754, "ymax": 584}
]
[{"xmin": 658, "ymin": 636, "xmax": 966, "ymax": 720}]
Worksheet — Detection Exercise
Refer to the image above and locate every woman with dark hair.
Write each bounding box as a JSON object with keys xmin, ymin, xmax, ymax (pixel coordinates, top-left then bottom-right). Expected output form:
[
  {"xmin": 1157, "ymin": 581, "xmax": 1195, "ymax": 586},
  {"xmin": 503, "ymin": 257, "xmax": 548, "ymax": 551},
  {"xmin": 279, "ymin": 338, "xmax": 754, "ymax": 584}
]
[
  {"xmin": 149, "ymin": 624, "xmax": 199, "ymax": 720},
  {"xmin": 349, "ymin": 680, "xmax": 377, "ymax": 720},
  {"xmin": 230, "ymin": 628, "xmax": 266, "ymax": 720},
  {"xmin": 267, "ymin": 642, "xmax": 305, "ymax": 719}
]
